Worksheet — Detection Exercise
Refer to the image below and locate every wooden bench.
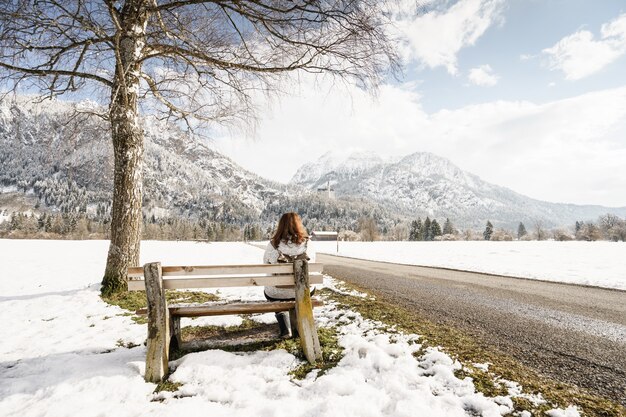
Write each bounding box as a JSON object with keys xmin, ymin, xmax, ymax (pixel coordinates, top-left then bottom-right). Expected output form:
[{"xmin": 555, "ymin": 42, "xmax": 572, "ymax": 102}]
[{"xmin": 127, "ymin": 260, "xmax": 324, "ymax": 383}]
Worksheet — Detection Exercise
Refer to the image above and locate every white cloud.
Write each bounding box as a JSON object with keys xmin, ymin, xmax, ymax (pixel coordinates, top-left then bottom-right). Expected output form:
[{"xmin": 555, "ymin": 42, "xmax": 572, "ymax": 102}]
[
  {"xmin": 468, "ymin": 64, "xmax": 499, "ymax": 86},
  {"xmin": 395, "ymin": 0, "xmax": 505, "ymax": 74},
  {"xmin": 214, "ymin": 77, "xmax": 626, "ymax": 207},
  {"xmin": 542, "ymin": 13, "xmax": 626, "ymax": 80}
]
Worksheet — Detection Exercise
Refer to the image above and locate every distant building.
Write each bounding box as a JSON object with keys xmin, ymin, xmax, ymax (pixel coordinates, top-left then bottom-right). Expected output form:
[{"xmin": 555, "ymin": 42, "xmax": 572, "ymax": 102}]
[
  {"xmin": 310, "ymin": 231, "xmax": 338, "ymax": 241},
  {"xmin": 316, "ymin": 180, "xmax": 335, "ymax": 199}
]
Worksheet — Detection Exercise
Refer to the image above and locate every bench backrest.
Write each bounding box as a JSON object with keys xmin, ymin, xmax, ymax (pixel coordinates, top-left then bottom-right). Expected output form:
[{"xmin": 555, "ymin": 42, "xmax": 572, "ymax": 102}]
[{"xmin": 127, "ymin": 263, "xmax": 324, "ymax": 291}]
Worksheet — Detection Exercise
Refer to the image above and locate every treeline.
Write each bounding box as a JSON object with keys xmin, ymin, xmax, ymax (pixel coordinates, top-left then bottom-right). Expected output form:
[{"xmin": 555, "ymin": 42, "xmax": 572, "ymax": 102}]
[
  {"xmin": 342, "ymin": 213, "xmax": 626, "ymax": 242},
  {"xmin": 0, "ymin": 212, "xmax": 108, "ymax": 239},
  {"xmin": 2, "ymin": 209, "xmax": 625, "ymax": 242},
  {"xmin": 0, "ymin": 211, "xmax": 268, "ymax": 241},
  {"xmin": 470, "ymin": 214, "xmax": 626, "ymax": 242}
]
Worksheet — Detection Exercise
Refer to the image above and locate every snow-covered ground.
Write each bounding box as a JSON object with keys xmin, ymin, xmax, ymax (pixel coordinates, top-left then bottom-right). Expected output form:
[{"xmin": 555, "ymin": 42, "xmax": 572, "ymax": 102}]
[
  {"xmin": 0, "ymin": 240, "xmax": 578, "ymax": 417},
  {"xmin": 312, "ymin": 241, "xmax": 626, "ymax": 290}
]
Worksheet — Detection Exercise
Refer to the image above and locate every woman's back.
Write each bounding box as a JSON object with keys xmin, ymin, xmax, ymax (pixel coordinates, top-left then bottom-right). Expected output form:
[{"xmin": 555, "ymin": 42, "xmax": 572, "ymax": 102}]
[{"xmin": 263, "ymin": 239, "xmax": 315, "ymax": 264}]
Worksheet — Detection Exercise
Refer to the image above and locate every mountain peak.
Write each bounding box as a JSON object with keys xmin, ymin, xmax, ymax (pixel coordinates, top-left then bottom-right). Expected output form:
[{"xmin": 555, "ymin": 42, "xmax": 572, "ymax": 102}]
[{"xmin": 290, "ymin": 150, "xmax": 386, "ymax": 186}]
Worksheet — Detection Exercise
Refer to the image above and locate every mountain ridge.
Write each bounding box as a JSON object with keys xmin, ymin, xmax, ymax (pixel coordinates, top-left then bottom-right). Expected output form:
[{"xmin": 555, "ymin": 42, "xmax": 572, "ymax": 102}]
[{"xmin": 290, "ymin": 150, "xmax": 626, "ymax": 228}]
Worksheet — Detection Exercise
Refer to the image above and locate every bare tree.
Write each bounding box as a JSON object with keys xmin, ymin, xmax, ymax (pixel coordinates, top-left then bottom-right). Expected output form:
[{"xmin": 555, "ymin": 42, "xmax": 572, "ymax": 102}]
[
  {"xmin": 358, "ymin": 216, "xmax": 379, "ymax": 242},
  {"xmin": 552, "ymin": 228, "xmax": 573, "ymax": 241},
  {"xmin": 1, "ymin": 1, "xmax": 399, "ymax": 295},
  {"xmin": 490, "ymin": 229, "xmax": 513, "ymax": 241},
  {"xmin": 389, "ymin": 223, "xmax": 408, "ymax": 241},
  {"xmin": 598, "ymin": 213, "xmax": 622, "ymax": 241},
  {"xmin": 576, "ymin": 222, "xmax": 602, "ymax": 241},
  {"xmin": 533, "ymin": 219, "xmax": 546, "ymax": 241}
]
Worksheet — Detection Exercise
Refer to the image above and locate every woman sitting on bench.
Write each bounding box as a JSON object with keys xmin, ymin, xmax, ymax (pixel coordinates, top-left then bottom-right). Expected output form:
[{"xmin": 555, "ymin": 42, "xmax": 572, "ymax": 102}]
[{"xmin": 263, "ymin": 212, "xmax": 315, "ymax": 338}]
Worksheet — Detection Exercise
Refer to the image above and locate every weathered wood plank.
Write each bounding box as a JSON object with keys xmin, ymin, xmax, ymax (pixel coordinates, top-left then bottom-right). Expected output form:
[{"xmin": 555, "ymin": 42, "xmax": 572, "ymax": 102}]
[
  {"xmin": 144, "ymin": 262, "xmax": 170, "ymax": 383},
  {"xmin": 127, "ymin": 263, "xmax": 324, "ymax": 278},
  {"xmin": 128, "ymin": 273, "xmax": 324, "ymax": 291},
  {"xmin": 293, "ymin": 260, "xmax": 322, "ymax": 364},
  {"xmin": 135, "ymin": 299, "xmax": 323, "ymax": 317}
]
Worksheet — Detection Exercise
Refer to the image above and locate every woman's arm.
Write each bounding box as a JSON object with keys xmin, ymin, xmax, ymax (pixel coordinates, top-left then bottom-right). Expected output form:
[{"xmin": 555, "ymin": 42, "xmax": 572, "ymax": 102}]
[{"xmin": 263, "ymin": 242, "xmax": 279, "ymax": 264}]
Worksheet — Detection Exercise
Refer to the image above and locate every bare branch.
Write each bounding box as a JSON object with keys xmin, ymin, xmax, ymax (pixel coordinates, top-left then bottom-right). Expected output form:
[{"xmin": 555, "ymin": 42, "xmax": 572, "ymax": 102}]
[{"xmin": 0, "ymin": 62, "xmax": 113, "ymax": 87}]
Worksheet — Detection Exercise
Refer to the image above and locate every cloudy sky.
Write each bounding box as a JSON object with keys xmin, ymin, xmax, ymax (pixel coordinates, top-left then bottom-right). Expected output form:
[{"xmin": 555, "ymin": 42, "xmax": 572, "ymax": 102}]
[{"xmin": 214, "ymin": 0, "xmax": 626, "ymax": 207}]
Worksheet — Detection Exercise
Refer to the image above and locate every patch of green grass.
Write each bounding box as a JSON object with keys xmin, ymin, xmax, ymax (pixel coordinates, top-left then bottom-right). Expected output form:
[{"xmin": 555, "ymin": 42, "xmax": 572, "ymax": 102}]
[
  {"xmin": 181, "ymin": 318, "xmax": 263, "ymax": 340},
  {"xmin": 102, "ymin": 290, "xmax": 220, "ymax": 324},
  {"xmin": 288, "ymin": 327, "xmax": 344, "ymax": 380},
  {"xmin": 103, "ymin": 290, "xmax": 220, "ymax": 311},
  {"xmin": 154, "ymin": 380, "xmax": 182, "ymax": 393},
  {"xmin": 102, "ymin": 291, "xmax": 147, "ymax": 312},
  {"xmin": 319, "ymin": 286, "xmax": 625, "ymax": 417},
  {"xmin": 454, "ymin": 368, "xmax": 508, "ymax": 397},
  {"xmin": 165, "ymin": 291, "xmax": 219, "ymax": 305}
]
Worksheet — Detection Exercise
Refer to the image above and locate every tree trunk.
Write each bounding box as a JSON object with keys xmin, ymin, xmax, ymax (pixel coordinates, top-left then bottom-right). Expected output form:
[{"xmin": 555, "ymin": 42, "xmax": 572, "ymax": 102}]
[{"xmin": 101, "ymin": 1, "xmax": 149, "ymax": 296}]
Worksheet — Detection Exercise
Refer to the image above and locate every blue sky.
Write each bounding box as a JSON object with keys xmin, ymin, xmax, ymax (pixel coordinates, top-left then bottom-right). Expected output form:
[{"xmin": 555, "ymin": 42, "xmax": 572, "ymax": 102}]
[
  {"xmin": 216, "ymin": 0, "xmax": 626, "ymax": 207},
  {"xmin": 413, "ymin": 0, "xmax": 626, "ymax": 112}
]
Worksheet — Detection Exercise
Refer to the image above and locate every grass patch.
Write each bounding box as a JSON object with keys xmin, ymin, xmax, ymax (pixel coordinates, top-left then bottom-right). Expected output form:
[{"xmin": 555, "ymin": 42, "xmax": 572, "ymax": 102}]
[
  {"xmin": 154, "ymin": 380, "xmax": 182, "ymax": 394},
  {"xmin": 288, "ymin": 327, "xmax": 344, "ymax": 379},
  {"xmin": 102, "ymin": 291, "xmax": 147, "ymax": 312},
  {"xmin": 319, "ymin": 286, "xmax": 625, "ymax": 417},
  {"xmin": 165, "ymin": 291, "xmax": 220, "ymax": 305},
  {"xmin": 102, "ymin": 290, "xmax": 220, "ymax": 324},
  {"xmin": 181, "ymin": 318, "xmax": 262, "ymax": 340}
]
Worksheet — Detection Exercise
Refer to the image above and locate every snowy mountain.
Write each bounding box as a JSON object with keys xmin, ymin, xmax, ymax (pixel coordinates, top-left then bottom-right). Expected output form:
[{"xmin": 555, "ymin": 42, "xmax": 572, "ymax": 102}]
[
  {"xmin": 0, "ymin": 97, "xmax": 289, "ymax": 223},
  {"xmin": 0, "ymin": 97, "xmax": 402, "ymax": 230},
  {"xmin": 291, "ymin": 151, "xmax": 626, "ymax": 228},
  {"xmin": 291, "ymin": 151, "xmax": 386, "ymax": 188}
]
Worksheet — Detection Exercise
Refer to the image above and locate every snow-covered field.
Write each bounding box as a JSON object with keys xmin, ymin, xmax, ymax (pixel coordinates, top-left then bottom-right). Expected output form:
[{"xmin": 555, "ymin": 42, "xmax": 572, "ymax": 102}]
[
  {"xmin": 313, "ymin": 241, "xmax": 626, "ymax": 290},
  {"xmin": 0, "ymin": 240, "xmax": 578, "ymax": 417}
]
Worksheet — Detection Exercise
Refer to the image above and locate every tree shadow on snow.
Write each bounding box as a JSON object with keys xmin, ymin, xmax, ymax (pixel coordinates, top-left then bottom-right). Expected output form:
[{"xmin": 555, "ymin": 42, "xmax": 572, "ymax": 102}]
[{"xmin": 0, "ymin": 283, "xmax": 101, "ymax": 302}]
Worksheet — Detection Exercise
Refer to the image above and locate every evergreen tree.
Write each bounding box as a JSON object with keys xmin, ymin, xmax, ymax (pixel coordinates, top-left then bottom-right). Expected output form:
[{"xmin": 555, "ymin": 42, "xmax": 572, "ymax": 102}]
[
  {"xmin": 423, "ymin": 217, "xmax": 432, "ymax": 241},
  {"xmin": 517, "ymin": 222, "xmax": 527, "ymax": 239},
  {"xmin": 442, "ymin": 218, "xmax": 454, "ymax": 235},
  {"xmin": 415, "ymin": 218, "xmax": 424, "ymax": 241},
  {"xmin": 430, "ymin": 219, "xmax": 442, "ymax": 239},
  {"xmin": 483, "ymin": 221, "xmax": 493, "ymax": 240},
  {"xmin": 575, "ymin": 221, "xmax": 583, "ymax": 233},
  {"xmin": 409, "ymin": 219, "xmax": 421, "ymax": 241}
]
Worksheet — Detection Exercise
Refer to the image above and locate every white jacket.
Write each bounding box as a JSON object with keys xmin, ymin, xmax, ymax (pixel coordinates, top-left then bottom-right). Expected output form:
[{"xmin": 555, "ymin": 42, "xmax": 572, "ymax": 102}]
[{"xmin": 263, "ymin": 240, "xmax": 315, "ymax": 299}]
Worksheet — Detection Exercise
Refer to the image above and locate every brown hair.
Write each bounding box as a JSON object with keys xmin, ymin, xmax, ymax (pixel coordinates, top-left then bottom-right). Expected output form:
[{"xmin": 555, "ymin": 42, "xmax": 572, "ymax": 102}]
[{"xmin": 271, "ymin": 212, "xmax": 308, "ymax": 248}]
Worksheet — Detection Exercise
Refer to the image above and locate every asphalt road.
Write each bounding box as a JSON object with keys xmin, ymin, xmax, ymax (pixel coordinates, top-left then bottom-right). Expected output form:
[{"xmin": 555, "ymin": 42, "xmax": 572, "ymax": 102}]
[{"xmin": 317, "ymin": 253, "xmax": 626, "ymax": 405}]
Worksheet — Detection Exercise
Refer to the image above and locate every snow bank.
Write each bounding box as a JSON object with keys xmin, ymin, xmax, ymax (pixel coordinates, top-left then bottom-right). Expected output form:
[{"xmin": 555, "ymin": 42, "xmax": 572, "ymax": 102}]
[{"xmin": 313, "ymin": 241, "xmax": 626, "ymax": 290}]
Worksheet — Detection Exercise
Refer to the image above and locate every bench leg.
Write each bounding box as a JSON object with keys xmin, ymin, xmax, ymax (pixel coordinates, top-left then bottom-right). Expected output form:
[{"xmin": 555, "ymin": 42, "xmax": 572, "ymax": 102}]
[
  {"xmin": 293, "ymin": 260, "xmax": 322, "ymax": 364},
  {"xmin": 288, "ymin": 308, "xmax": 299, "ymax": 338},
  {"xmin": 144, "ymin": 262, "xmax": 170, "ymax": 382}
]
